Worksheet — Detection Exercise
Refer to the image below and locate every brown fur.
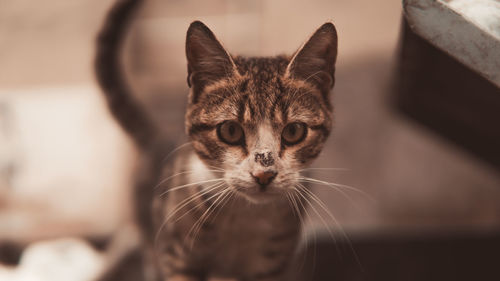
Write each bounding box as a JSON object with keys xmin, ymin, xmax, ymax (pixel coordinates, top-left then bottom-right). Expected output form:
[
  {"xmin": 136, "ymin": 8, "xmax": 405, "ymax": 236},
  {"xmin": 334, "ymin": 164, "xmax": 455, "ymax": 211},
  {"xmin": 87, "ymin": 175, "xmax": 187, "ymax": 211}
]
[
  {"xmin": 96, "ymin": 2, "xmax": 337, "ymax": 280},
  {"xmin": 186, "ymin": 56, "xmax": 334, "ymax": 166},
  {"xmin": 152, "ymin": 21, "xmax": 338, "ymax": 280}
]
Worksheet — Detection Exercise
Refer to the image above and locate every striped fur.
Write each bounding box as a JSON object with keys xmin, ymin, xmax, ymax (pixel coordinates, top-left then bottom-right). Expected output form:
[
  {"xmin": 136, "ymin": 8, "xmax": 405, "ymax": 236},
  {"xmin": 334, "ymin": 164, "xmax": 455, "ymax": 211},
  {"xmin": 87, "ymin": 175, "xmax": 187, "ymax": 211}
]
[
  {"xmin": 153, "ymin": 22, "xmax": 338, "ymax": 280},
  {"xmin": 96, "ymin": 3, "xmax": 337, "ymax": 279},
  {"xmin": 154, "ymin": 148, "xmax": 302, "ymax": 281}
]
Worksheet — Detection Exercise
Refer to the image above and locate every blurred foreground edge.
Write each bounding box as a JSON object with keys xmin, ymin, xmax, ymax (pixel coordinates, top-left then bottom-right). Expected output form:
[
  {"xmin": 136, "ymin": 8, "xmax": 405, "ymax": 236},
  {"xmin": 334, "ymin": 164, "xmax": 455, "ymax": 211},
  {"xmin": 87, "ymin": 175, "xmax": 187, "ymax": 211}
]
[{"xmin": 92, "ymin": 230, "xmax": 500, "ymax": 281}]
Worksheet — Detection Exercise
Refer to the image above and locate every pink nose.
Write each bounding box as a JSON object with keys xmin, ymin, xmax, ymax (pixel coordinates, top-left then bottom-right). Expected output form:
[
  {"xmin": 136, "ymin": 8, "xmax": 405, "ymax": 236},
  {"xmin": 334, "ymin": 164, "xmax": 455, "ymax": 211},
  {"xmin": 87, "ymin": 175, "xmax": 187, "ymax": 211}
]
[{"xmin": 251, "ymin": 171, "xmax": 277, "ymax": 186}]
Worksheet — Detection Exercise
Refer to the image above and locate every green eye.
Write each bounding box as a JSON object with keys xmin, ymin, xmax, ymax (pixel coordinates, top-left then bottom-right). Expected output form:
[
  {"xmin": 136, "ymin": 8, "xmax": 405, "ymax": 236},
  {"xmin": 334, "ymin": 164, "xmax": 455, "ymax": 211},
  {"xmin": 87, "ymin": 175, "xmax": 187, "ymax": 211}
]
[
  {"xmin": 282, "ymin": 122, "xmax": 307, "ymax": 145},
  {"xmin": 217, "ymin": 121, "xmax": 245, "ymax": 145}
]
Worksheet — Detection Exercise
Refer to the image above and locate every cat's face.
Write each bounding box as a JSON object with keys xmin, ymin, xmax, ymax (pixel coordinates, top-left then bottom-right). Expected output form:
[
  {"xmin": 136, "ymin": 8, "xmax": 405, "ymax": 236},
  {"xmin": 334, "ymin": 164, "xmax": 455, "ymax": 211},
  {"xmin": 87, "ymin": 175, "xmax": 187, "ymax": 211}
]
[{"xmin": 185, "ymin": 21, "xmax": 337, "ymax": 202}]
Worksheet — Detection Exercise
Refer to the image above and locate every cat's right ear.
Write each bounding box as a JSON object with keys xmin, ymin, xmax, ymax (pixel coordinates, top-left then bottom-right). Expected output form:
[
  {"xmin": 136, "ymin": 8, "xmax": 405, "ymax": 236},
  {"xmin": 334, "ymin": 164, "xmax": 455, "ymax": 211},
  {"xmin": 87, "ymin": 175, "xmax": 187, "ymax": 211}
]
[
  {"xmin": 185, "ymin": 21, "xmax": 238, "ymax": 99},
  {"xmin": 286, "ymin": 22, "xmax": 338, "ymax": 97}
]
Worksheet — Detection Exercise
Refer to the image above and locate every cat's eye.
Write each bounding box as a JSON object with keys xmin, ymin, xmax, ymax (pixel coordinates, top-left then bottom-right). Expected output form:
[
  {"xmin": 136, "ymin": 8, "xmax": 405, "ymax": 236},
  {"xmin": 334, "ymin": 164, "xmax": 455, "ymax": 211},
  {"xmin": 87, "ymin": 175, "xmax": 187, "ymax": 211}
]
[
  {"xmin": 217, "ymin": 121, "xmax": 245, "ymax": 145},
  {"xmin": 282, "ymin": 122, "xmax": 307, "ymax": 145}
]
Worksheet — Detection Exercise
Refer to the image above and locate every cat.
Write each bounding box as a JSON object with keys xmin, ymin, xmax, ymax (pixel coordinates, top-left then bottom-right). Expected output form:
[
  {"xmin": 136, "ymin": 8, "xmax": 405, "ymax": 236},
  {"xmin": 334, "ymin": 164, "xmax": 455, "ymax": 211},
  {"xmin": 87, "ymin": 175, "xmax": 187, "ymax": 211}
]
[{"xmin": 95, "ymin": 0, "xmax": 337, "ymax": 280}]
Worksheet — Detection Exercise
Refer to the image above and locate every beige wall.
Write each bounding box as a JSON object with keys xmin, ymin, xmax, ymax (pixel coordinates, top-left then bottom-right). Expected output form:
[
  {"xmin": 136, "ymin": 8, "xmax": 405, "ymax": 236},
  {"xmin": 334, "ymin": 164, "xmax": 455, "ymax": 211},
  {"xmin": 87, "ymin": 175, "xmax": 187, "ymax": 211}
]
[
  {"xmin": 0, "ymin": 0, "xmax": 135, "ymax": 241},
  {"xmin": 128, "ymin": 0, "xmax": 402, "ymax": 91},
  {"xmin": 0, "ymin": 0, "xmax": 114, "ymax": 88}
]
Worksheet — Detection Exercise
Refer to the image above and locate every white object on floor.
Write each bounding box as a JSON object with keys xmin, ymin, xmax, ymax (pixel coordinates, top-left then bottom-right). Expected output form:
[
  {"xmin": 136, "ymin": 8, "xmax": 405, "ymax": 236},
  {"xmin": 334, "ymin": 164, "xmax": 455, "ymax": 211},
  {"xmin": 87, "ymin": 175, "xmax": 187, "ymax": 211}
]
[
  {"xmin": 0, "ymin": 238, "xmax": 105, "ymax": 281},
  {"xmin": 447, "ymin": 0, "xmax": 500, "ymax": 38},
  {"xmin": 0, "ymin": 84, "xmax": 136, "ymax": 241}
]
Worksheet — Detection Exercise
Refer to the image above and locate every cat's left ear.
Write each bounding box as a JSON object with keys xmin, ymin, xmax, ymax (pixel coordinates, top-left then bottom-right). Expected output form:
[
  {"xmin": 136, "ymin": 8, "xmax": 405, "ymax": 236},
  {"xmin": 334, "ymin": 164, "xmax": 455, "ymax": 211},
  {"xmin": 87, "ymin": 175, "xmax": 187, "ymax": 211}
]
[
  {"xmin": 185, "ymin": 21, "xmax": 238, "ymax": 99},
  {"xmin": 286, "ymin": 22, "xmax": 338, "ymax": 96}
]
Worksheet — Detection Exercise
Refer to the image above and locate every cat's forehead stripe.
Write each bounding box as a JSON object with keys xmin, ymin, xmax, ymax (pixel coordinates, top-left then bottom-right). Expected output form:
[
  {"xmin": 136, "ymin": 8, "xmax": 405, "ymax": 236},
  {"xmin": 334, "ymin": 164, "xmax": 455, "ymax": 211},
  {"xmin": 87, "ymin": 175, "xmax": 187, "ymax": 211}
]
[
  {"xmin": 191, "ymin": 63, "xmax": 330, "ymax": 127},
  {"xmin": 185, "ymin": 54, "xmax": 333, "ymax": 165}
]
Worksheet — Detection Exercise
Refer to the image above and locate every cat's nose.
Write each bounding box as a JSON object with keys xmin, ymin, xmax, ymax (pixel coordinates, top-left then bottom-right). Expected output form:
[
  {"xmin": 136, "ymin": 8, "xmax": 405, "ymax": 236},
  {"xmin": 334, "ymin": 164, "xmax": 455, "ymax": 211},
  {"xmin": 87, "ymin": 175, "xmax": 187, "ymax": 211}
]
[{"xmin": 251, "ymin": 171, "xmax": 277, "ymax": 187}]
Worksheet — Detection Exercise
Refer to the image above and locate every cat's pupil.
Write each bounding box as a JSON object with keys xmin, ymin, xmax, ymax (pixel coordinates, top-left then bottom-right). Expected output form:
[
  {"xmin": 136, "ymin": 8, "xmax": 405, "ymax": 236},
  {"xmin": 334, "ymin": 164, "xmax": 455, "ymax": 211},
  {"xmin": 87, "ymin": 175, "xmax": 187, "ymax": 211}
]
[
  {"xmin": 289, "ymin": 125, "xmax": 297, "ymax": 136},
  {"xmin": 229, "ymin": 125, "xmax": 235, "ymax": 136}
]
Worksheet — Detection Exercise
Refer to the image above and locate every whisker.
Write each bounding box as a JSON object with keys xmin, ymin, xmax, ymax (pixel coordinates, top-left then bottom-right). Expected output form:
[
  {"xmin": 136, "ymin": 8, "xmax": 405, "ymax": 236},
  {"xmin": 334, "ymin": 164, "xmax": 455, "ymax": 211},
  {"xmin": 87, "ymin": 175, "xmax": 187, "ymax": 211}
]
[
  {"xmin": 285, "ymin": 192, "xmax": 298, "ymax": 220},
  {"xmin": 298, "ymin": 178, "xmax": 361, "ymax": 211},
  {"xmin": 298, "ymin": 176, "xmax": 374, "ymax": 202},
  {"xmin": 190, "ymin": 189, "xmax": 232, "ymax": 244},
  {"xmin": 161, "ymin": 142, "xmax": 193, "ymax": 163},
  {"xmin": 153, "ymin": 182, "xmax": 224, "ymax": 251},
  {"xmin": 297, "ymin": 184, "xmax": 362, "ymax": 269},
  {"xmin": 290, "ymin": 190, "xmax": 313, "ymax": 274},
  {"xmin": 187, "ymin": 188, "xmax": 230, "ymax": 249},
  {"xmin": 298, "ymin": 167, "xmax": 350, "ymax": 172},
  {"xmin": 295, "ymin": 184, "xmax": 344, "ymax": 265},
  {"xmin": 172, "ymin": 185, "xmax": 227, "ymax": 223},
  {"xmin": 154, "ymin": 169, "xmax": 224, "ymax": 190},
  {"xmin": 287, "ymin": 189, "xmax": 309, "ymax": 270},
  {"xmin": 165, "ymin": 182, "xmax": 224, "ymax": 222},
  {"xmin": 288, "ymin": 190, "xmax": 310, "ymax": 270},
  {"xmin": 210, "ymin": 190, "xmax": 235, "ymax": 223},
  {"xmin": 297, "ymin": 185, "xmax": 340, "ymax": 232},
  {"xmin": 202, "ymin": 164, "xmax": 226, "ymax": 172},
  {"xmin": 158, "ymin": 178, "xmax": 225, "ymax": 197},
  {"xmin": 294, "ymin": 185, "xmax": 338, "ymax": 245}
]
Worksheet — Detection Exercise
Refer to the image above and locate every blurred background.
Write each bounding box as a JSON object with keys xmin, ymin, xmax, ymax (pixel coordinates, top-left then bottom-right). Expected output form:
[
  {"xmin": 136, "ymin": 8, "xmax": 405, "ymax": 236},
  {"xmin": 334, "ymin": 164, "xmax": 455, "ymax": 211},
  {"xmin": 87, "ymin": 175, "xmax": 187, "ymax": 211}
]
[{"xmin": 0, "ymin": 0, "xmax": 499, "ymax": 280}]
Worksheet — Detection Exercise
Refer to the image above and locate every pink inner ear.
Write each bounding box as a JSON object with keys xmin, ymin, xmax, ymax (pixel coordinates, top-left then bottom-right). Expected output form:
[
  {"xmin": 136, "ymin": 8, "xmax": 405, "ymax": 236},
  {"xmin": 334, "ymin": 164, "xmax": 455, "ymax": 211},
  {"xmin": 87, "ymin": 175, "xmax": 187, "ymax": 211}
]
[{"xmin": 287, "ymin": 22, "xmax": 338, "ymax": 93}]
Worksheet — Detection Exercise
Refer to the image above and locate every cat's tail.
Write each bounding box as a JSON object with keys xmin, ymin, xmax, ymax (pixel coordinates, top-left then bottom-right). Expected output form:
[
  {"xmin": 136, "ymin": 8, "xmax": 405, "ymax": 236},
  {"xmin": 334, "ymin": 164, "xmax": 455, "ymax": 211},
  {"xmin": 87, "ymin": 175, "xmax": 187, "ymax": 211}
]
[{"xmin": 95, "ymin": 0, "xmax": 159, "ymax": 150}]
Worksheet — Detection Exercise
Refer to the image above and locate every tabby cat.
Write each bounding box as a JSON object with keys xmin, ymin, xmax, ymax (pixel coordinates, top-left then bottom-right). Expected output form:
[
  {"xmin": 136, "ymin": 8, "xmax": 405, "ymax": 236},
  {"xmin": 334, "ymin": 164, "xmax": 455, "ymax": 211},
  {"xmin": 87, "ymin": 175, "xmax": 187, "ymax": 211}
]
[{"xmin": 95, "ymin": 0, "xmax": 337, "ymax": 280}]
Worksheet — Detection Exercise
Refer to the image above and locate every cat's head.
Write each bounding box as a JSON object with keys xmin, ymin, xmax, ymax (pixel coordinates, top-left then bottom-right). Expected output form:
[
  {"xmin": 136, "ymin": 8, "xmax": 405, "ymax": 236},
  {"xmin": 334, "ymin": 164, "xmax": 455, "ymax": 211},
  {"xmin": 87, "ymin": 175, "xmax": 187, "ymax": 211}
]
[{"xmin": 185, "ymin": 21, "xmax": 337, "ymax": 203}]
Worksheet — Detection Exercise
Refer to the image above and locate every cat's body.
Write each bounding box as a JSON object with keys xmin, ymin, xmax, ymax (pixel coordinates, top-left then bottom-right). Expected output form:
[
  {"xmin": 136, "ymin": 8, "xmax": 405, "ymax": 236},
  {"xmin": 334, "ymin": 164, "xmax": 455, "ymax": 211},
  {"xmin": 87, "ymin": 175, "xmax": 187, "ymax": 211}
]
[
  {"xmin": 95, "ymin": 1, "xmax": 337, "ymax": 280},
  {"xmin": 154, "ymin": 148, "xmax": 300, "ymax": 280}
]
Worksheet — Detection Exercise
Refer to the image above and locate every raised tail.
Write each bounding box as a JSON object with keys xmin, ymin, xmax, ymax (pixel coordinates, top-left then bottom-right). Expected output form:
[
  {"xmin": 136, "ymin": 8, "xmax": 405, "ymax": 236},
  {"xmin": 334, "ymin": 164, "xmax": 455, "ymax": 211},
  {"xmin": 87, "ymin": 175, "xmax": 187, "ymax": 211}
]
[{"xmin": 95, "ymin": 0, "xmax": 158, "ymax": 150}]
